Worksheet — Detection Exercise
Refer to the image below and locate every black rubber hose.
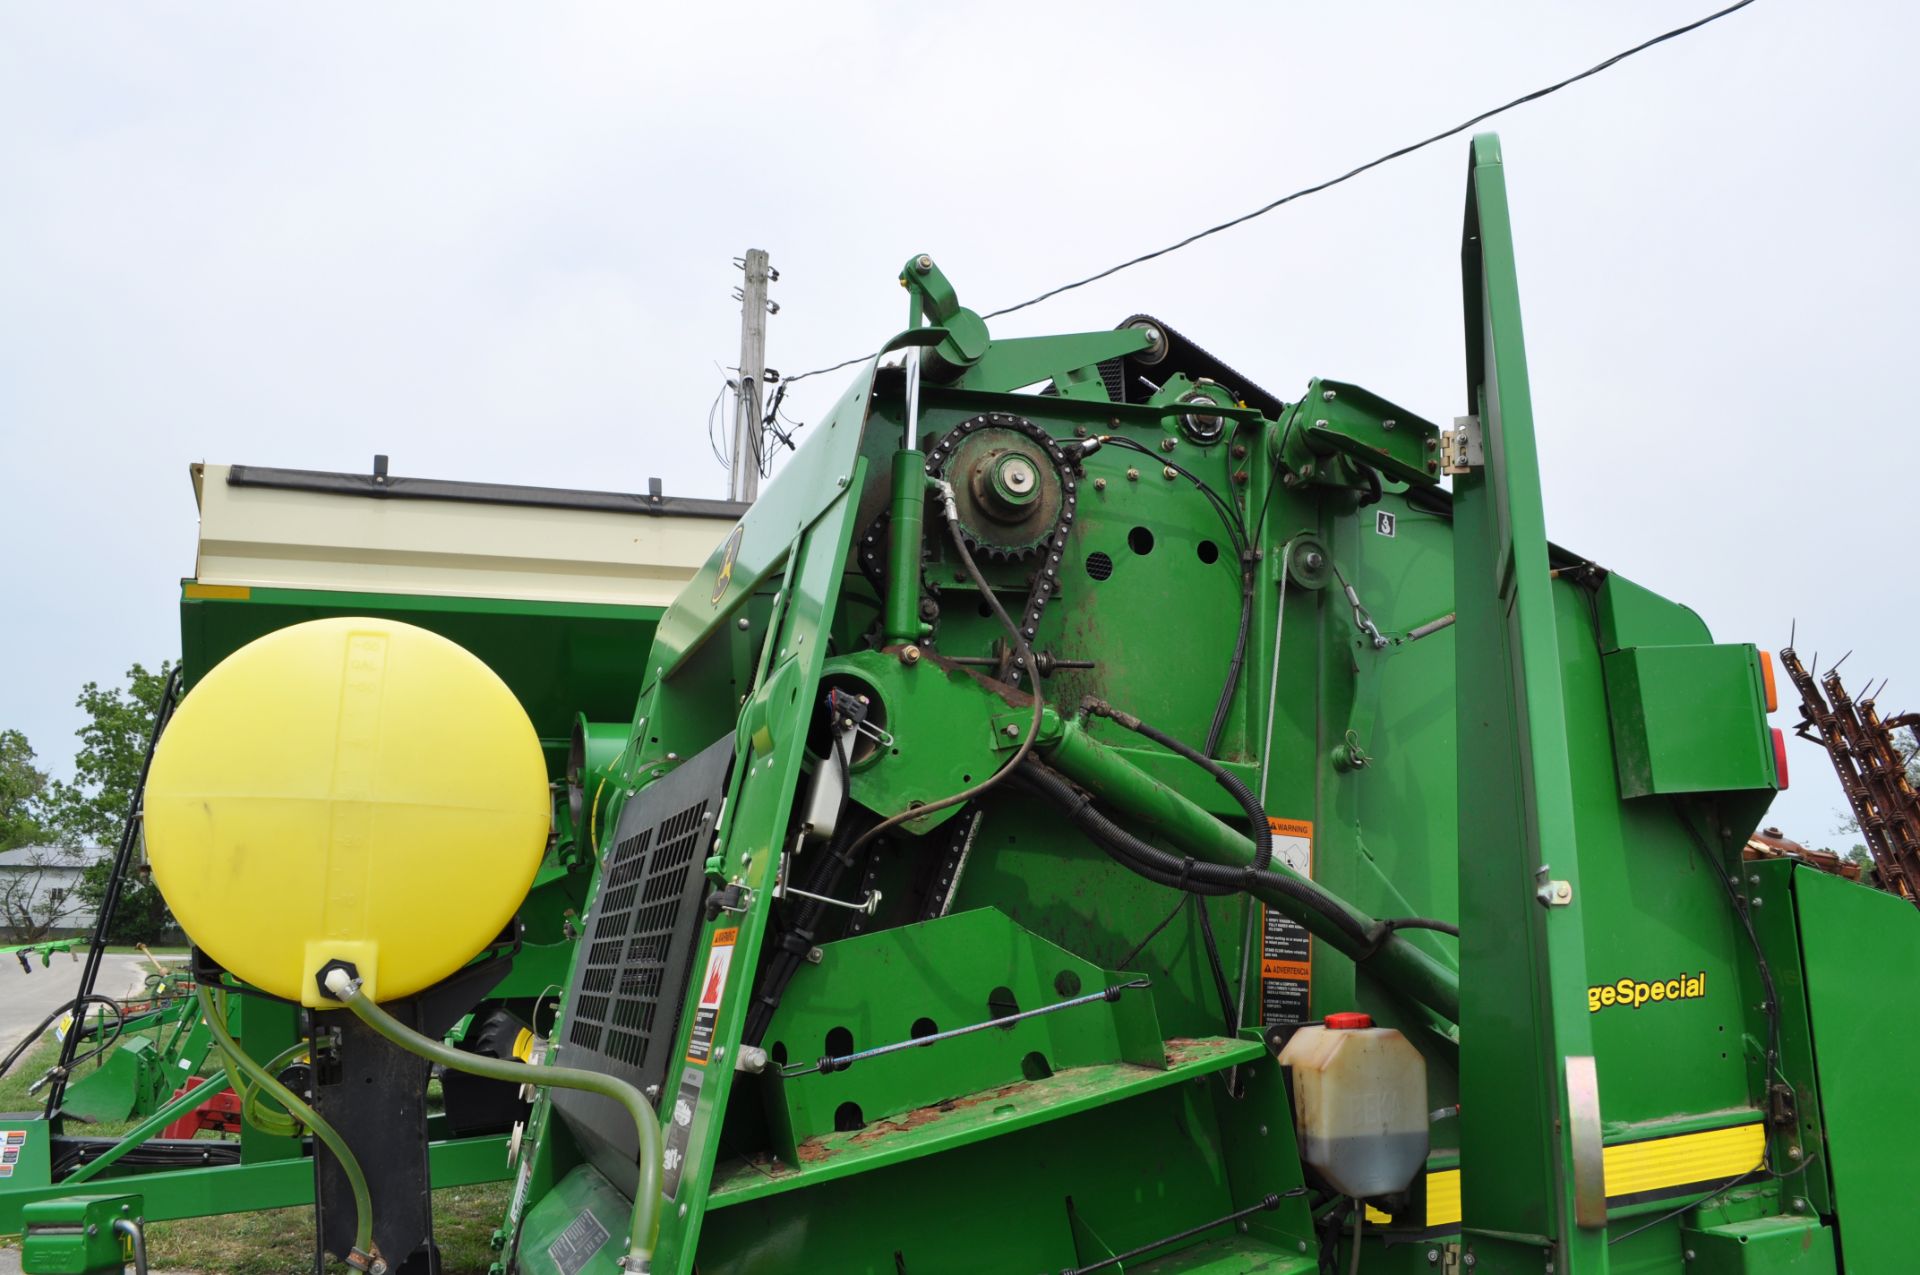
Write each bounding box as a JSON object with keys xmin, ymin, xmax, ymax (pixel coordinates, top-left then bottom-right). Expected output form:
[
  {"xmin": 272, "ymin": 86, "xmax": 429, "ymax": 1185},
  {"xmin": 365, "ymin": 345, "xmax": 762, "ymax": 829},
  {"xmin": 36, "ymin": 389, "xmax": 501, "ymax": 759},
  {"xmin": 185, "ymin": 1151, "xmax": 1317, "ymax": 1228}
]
[
  {"xmin": 1204, "ymin": 565, "xmax": 1255, "ymax": 758},
  {"xmin": 1081, "ymin": 699, "xmax": 1273, "ymax": 873},
  {"xmin": 1011, "ymin": 762, "xmax": 1234, "ymax": 897},
  {"xmin": 1191, "ymin": 895, "xmax": 1241, "ymax": 1034},
  {"xmin": 1018, "ymin": 759, "xmax": 1372, "ymax": 949},
  {"xmin": 0, "ymin": 996, "xmax": 125, "ymax": 1082}
]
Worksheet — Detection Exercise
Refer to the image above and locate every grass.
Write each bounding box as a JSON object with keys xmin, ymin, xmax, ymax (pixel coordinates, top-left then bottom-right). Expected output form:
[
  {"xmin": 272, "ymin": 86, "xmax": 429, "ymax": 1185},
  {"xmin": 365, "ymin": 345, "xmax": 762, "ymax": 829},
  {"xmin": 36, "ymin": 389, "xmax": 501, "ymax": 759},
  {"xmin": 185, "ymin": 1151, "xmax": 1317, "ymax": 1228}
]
[{"xmin": 1, "ymin": 1026, "xmax": 513, "ymax": 1274}]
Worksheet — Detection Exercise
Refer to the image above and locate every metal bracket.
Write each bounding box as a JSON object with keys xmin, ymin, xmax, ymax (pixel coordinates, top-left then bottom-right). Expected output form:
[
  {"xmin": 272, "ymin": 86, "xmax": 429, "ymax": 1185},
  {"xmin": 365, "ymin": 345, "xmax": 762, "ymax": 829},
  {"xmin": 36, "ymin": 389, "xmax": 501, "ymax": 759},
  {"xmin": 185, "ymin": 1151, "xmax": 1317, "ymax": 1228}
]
[
  {"xmin": 1534, "ymin": 864, "xmax": 1573, "ymax": 907},
  {"xmin": 1442, "ymin": 415, "xmax": 1484, "ymax": 475},
  {"xmin": 1566, "ymin": 1055, "xmax": 1607, "ymax": 1229}
]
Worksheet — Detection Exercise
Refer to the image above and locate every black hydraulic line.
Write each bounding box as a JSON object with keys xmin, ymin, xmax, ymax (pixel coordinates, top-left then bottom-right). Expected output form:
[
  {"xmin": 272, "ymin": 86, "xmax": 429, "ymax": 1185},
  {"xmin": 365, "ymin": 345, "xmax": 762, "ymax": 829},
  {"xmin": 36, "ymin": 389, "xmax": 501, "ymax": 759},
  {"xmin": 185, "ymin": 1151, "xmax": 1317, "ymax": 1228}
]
[
  {"xmin": 44, "ymin": 668, "xmax": 180, "ymax": 1120},
  {"xmin": 1205, "ymin": 566, "xmax": 1255, "ymax": 758},
  {"xmin": 1018, "ymin": 759, "xmax": 1372, "ymax": 949},
  {"xmin": 1191, "ymin": 896, "xmax": 1241, "ymax": 1035},
  {"xmin": 1, "ymin": 996, "xmax": 125, "ymax": 1083},
  {"xmin": 1080, "ymin": 699, "xmax": 1272, "ymax": 873},
  {"xmin": 742, "ymin": 738, "xmax": 864, "ymax": 1047}
]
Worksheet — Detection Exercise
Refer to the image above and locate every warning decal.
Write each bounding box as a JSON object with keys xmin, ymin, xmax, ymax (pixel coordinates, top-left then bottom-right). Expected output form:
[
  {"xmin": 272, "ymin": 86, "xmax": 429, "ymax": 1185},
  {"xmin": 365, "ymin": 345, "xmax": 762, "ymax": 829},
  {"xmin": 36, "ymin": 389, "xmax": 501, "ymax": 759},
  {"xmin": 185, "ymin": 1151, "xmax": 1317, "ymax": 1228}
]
[
  {"xmin": 1261, "ymin": 818, "xmax": 1314, "ymax": 1028},
  {"xmin": 0, "ymin": 1129, "xmax": 25, "ymax": 1179},
  {"xmin": 685, "ymin": 926, "xmax": 737, "ymax": 1065}
]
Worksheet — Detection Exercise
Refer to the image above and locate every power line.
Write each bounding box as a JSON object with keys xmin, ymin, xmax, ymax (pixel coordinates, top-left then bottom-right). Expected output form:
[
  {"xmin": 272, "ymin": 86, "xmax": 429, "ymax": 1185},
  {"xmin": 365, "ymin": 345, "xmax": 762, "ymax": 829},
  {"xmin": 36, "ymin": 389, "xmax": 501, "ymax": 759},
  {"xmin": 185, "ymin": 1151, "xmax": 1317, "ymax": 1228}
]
[{"xmin": 779, "ymin": 0, "xmax": 1757, "ymax": 387}]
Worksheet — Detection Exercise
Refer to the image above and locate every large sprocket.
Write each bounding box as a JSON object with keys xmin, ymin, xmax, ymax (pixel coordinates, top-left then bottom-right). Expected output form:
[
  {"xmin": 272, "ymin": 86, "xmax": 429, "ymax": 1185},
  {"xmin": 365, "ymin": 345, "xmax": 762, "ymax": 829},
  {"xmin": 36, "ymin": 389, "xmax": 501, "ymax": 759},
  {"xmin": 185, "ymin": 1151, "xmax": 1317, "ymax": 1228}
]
[{"xmin": 929, "ymin": 417, "xmax": 1067, "ymax": 561}]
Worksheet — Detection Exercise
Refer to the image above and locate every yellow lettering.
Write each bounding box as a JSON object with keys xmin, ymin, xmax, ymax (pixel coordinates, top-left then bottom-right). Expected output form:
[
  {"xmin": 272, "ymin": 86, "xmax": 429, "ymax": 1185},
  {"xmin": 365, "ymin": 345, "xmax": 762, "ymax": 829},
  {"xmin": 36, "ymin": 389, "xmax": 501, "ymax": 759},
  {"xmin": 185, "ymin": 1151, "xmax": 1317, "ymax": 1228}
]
[
  {"xmin": 1649, "ymin": 982, "xmax": 1666, "ymax": 1002},
  {"xmin": 1588, "ymin": 986, "xmax": 1602, "ymax": 1013}
]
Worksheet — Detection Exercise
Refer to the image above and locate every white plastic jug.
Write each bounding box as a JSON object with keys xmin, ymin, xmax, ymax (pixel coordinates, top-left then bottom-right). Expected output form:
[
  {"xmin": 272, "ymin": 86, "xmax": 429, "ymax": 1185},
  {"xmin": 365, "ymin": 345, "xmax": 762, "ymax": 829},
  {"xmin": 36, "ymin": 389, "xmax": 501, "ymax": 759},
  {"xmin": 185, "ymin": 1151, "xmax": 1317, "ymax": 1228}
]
[{"xmin": 1278, "ymin": 1012, "xmax": 1429, "ymax": 1198}]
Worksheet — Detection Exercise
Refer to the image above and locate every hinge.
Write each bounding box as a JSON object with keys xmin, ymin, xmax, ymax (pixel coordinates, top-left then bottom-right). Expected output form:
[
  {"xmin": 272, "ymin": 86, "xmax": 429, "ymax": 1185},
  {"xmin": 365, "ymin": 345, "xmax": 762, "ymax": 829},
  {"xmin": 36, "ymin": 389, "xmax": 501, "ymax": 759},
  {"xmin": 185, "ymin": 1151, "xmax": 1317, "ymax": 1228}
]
[{"xmin": 1442, "ymin": 414, "xmax": 1483, "ymax": 474}]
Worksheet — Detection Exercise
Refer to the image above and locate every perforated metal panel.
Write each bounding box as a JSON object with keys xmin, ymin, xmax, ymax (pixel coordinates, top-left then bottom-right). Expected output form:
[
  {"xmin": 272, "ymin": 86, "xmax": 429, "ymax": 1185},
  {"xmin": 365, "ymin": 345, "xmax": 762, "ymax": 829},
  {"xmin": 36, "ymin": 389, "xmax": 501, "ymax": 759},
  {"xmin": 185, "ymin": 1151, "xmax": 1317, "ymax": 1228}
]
[{"xmin": 554, "ymin": 732, "xmax": 732, "ymax": 1193}]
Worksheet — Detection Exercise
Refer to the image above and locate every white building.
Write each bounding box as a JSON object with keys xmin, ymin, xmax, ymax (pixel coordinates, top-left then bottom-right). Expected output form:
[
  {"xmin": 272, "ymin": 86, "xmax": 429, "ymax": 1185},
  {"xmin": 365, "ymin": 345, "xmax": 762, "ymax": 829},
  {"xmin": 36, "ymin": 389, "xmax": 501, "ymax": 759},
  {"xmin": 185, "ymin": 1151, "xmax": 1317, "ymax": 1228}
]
[{"xmin": 0, "ymin": 845, "xmax": 108, "ymax": 941}]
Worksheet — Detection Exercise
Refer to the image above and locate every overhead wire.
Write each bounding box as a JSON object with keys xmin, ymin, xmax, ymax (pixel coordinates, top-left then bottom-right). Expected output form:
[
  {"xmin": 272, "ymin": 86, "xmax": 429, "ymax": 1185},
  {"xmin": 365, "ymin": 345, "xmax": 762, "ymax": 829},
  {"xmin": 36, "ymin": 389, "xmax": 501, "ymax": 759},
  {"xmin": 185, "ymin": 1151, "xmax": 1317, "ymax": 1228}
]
[{"xmin": 775, "ymin": 0, "xmax": 1759, "ymax": 388}]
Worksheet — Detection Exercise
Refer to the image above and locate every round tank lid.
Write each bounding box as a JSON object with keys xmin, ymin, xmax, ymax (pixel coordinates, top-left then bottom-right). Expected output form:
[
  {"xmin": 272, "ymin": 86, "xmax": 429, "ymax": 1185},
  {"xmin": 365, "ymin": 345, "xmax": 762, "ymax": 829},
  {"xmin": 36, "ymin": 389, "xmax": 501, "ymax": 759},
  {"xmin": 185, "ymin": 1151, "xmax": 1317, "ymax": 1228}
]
[{"xmin": 1325, "ymin": 1012, "xmax": 1374, "ymax": 1030}]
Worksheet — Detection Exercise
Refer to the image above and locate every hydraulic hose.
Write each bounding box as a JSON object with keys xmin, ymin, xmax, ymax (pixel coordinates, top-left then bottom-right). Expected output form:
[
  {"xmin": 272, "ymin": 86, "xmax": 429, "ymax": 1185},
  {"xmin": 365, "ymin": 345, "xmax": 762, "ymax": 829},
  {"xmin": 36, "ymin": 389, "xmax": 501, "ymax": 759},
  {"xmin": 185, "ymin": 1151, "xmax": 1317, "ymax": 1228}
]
[
  {"xmin": 1080, "ymin": 699, "xmax": 1272, "ymax": 873},
  {"xmin": 322, "ymin": 968, "xmax": 661, "ymax": 1275},
  {"xmin": 195, "ymin": 986, "xmax": 377, "ymax": 1272},
  {"xmin": 1019, "ymin": 759, "xmax": 1371, "ymax": 949}
]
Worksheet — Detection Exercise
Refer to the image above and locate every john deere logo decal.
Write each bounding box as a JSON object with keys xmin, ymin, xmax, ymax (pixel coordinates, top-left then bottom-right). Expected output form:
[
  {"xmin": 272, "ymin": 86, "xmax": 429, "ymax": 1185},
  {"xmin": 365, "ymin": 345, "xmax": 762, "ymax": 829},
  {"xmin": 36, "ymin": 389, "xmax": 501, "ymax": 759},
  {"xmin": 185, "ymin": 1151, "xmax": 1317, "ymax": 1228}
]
[{"xmin": 711, "ymin": 525, "xmax": 744, "ymax": 606}]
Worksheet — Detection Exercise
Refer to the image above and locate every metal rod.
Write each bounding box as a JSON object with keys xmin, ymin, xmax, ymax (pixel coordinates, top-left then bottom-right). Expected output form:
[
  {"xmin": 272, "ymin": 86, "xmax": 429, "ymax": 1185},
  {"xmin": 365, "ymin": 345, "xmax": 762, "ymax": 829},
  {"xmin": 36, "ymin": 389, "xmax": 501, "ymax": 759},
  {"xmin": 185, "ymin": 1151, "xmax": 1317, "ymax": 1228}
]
[
  {"xmin": 113, "ymin": 1217, "xmax": 149, "ymax": 1275},
  {"xmin": 1234, "ymin": 535, "xmax": 1298, "ymax": 1087},
  {"xmin": 1061, "ymin": 1192, "xmax": 1287, "ymax": 1275},
  {"xmin": 780, "ymin": 979, "xmax": 1151, "ymax": 1077},
  {"xmin": 1406, "ymin": 612, "xmax": 1458, "ymax": 642}
]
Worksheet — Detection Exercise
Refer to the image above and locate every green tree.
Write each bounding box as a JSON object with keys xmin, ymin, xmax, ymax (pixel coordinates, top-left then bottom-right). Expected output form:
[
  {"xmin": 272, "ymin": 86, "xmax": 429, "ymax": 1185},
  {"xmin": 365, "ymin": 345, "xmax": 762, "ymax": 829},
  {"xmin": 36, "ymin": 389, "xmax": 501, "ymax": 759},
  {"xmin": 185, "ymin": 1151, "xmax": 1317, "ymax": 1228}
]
[
  {"xmin": 1, "ymin": 728, "xmax": 51, "ymax": 852},
  {"xmin": 44, "ymin": 662, "xmax": 178, "ymax": 944}
]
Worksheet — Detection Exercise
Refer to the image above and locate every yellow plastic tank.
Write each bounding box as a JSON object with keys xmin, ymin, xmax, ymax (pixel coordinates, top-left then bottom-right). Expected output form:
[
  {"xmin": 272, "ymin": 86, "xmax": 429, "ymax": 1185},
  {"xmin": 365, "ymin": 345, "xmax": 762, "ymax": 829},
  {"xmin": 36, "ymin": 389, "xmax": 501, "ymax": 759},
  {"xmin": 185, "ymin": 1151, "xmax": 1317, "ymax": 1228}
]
[{"xmin": 145, "ymin": 617, "xmax": 550, "ymax": 1007}]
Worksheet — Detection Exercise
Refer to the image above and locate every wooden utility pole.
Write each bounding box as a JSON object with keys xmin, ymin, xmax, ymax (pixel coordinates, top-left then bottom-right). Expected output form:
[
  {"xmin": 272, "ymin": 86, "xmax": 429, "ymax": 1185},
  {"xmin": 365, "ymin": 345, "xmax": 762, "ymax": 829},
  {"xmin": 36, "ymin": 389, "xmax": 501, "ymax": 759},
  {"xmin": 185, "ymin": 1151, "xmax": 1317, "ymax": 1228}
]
[{"xmin": 729, "ymin": 250, "xmax": 774, "ymax": 503}]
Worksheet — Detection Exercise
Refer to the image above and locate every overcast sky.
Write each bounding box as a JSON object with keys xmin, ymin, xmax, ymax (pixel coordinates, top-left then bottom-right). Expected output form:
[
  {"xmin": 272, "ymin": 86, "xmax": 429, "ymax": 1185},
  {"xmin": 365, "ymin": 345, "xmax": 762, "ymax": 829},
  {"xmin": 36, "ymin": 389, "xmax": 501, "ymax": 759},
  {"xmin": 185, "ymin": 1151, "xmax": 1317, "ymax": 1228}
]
[{"xmin": 3, "ymin": 3, "xmax": 1912, "ymax": 847}]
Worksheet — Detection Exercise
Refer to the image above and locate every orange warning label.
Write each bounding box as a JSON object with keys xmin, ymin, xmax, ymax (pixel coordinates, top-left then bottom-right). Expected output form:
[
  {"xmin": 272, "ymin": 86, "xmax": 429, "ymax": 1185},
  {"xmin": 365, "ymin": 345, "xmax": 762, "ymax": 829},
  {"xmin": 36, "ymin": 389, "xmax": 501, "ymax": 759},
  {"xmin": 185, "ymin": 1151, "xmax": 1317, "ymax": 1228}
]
[
  {"xmin": 686, "ymin": 927, "xmax": 739, "ymax": 1064},
  {"xmin": 1261, "ymin": 818, "xmax": 1315, "ymax": 1027}
]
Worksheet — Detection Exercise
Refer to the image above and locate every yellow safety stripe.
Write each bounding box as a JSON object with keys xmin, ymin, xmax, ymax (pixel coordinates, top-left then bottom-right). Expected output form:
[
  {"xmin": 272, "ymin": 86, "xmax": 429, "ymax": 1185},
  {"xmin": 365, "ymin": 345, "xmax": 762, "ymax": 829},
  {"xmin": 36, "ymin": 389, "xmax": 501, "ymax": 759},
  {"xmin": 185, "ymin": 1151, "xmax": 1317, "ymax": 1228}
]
[
  {"xmin": 183, "ymin": 582, "xmax": 251, "ymax": 599},
  {"xmin": 1365, "ymin": 1121, "xmax": 1766, "ymax": 1230}
]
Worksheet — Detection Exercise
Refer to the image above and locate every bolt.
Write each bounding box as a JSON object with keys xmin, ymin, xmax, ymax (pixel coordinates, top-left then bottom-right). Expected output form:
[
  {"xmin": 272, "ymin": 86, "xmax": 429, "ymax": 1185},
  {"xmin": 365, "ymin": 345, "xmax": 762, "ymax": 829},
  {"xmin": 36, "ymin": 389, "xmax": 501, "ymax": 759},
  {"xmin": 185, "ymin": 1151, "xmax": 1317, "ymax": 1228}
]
[
  {"xmin": 1282, "ymin": 472, "xmax": 1297, "ymax": 487},
  {"xmin": 1301, "ymin": 463, "xmax": 1315, "ymax": 477},
  {"xmin": 1094, "ymin": 477, "xmax": 1107, "ymax": 491},
  {"xmin": 1004, "ymin": 723, "xmax": 1020, "ymax": 737},
  {"xmin": 1299, "ymin": 1242, "xmax": 1309, "ymax": 1254},
  {"xmin": 1237, "ymin": 1221, "xmax": 1250, "ymax": 1234},
  {"xmin": 1322, "ymin": 388, "xmax": 1336, "ymax": 401},
  {"xmin": 1233, "ymin": 469, "xmax": 1248, "ymax": 485},
  {"xmin": 806, "ymin": 946, "xmax": 824, "ymax": 964},
  {"xmin": 1749, "ymin": 874, "xmax": 1761, "ymax": 885},
  {"xmin": 1159, "ymin": 436, "xmax": 1176, "ymax": 452},
  {"xmin": 679, "ymin": 1203, "xmax": 689, "ymax": 1218},
  {"xmin": 1426, "ymin": 460, "xmax": 1439, "ymax": 473},
  {"xmin": 900, "ymin": 644, "xmax": 922, "ymax": 665},
  {"xmin": 1258, "ymin": 1124, "xmax": 1268, "ymax": 1136},
  {"xmin": 1789, "ymin": 1144, "xmax": 1803, "ymax": 1160},
  {"xmin": 1685, "ymin": 1250, "xmax": 1696, "ymax": 1261},
  {"xmin": 1382, "ymin": 419, "xmax": 1397, "ymax": 431},
  {"xmin": 1753, "ymin": 896, "xmax": 1764, "ymax": 907},
  {"xmin": 1426, "ymin": 437, "xmax": 1440, "ymax": 451},
  {"xmin": 737, "ymin": 617, "xmax": 750, "ymax": 630},
  {"xmin": 1464, "ymin": 1255, "xmax": 1477, "ymax": 1268},
  {"xmin": 1162, "ymin": 466, "xmax": 1178, "ymax": 481},
  {"xmin": 1314, "ymin": 419, "xmax": 1329, "ymax": 429},
  {"xmin": 1793, "ymin": 1196, "xmax": 1808, "ymax": 1212},
  {"xmin": 1074, "ymin": 425, "xmax": 1088, "ymax": 437},
  {"xmin": 1427, "ymin": 1250, "xmax": 1439, "ymax": 1265},
  {"xmin": 1126, "ymin": 467, "xmax": 1140, "ymax": 482},
  {"xmin": 645, "ymin": 1084, "xmax": 661, "ymax": 1100},
  {"xmin": 1232, "ymin": 444, "xmax": 1248, "ymax": 459},
  {"xmin": 915, "ymin": 254, "xmax": 932, "ymax": 273}
]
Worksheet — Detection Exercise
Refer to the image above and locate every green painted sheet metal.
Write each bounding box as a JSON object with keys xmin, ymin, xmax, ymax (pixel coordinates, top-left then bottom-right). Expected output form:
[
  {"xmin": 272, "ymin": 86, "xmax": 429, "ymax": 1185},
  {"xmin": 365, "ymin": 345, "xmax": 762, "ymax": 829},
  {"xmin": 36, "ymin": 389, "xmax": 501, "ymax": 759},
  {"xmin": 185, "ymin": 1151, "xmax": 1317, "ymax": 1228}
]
[
  {"xmin": 1451, "ymin": 132, "xmax": 1606, "ymax": 1270},
  {"xmin": 1791, "ymin": 865, "xmax": 1920, "ymax": 1272}
]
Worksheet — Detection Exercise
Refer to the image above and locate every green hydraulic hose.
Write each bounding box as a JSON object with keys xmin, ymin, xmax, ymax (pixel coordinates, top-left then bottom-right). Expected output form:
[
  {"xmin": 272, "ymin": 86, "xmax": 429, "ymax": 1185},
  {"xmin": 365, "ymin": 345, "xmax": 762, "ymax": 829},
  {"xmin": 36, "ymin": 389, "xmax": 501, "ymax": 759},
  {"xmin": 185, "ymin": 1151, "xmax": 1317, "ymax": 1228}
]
[
  {"xmin": 196, "ymin": 986, "xmax": 379, "ymax": 1272},
  {"xmin": 322, "ymin": 968, "xmax": 662, "ymax": 1274}
]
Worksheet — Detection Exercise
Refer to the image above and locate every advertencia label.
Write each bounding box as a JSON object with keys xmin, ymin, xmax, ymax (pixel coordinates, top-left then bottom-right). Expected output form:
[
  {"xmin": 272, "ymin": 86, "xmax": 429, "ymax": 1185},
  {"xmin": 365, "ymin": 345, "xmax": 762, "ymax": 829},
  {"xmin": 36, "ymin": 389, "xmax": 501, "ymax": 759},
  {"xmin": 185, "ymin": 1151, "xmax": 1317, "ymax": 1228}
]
[
  {"xmin": 685, "ymin": 926, "xmax": 737, "ymax": 1065},
  {"xmin": 1261, "ymin": 818, "xmax": 1314, "ymax": 1027}
]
